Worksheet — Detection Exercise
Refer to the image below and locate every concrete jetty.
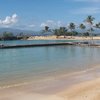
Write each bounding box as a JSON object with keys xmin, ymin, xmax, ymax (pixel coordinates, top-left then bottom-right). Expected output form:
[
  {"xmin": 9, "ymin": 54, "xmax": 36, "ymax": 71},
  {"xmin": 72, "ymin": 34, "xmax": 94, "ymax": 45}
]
[{"xmin": 0, "ymin": 42, "xmax": 99, "ymax": 49}]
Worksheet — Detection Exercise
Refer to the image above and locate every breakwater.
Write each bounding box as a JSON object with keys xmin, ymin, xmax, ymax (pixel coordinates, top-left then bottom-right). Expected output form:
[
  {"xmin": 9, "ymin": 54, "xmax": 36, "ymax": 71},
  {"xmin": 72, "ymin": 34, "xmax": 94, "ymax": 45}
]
[{"xmin": 0, "ymin": 42, "xmax": 99, "ymax": 49}]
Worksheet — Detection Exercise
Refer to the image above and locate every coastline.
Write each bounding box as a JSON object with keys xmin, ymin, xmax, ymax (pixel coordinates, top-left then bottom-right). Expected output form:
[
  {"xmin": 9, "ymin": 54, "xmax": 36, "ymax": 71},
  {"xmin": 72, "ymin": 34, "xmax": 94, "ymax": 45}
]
[
  {"xmin": 27, "ymin": 35, "xmax": 100, "ymax": 40},
  {"xmin": 0, "ymin": 65, "xmax": 100, "ymax": 100}
]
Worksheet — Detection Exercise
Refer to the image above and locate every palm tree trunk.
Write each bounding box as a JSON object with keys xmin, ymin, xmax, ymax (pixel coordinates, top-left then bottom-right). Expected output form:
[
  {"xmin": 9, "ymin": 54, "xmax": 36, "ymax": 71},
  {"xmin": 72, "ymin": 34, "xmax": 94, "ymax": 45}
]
[{"xmin": 91, "ymin": 31, "xmax": 94, "ymax": 44}]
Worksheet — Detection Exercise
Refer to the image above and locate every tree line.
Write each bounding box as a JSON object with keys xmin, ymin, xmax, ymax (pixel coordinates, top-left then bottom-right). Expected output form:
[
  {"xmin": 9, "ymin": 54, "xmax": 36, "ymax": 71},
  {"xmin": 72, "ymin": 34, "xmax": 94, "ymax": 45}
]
[
  {"xmin": 0, "ymin": 32, "xmax": 29, "ymax": 40},
  {"xmin": 44, "ymin": 16, "xmax": 100, "ymax": 38}
]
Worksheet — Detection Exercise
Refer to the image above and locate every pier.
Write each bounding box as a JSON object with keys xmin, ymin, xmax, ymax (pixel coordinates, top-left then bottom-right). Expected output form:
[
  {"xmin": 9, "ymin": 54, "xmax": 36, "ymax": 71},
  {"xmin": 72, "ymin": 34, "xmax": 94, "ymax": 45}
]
[{"xmin": 0, "ymin": 42, "xmax": 100, "ymax": 49}]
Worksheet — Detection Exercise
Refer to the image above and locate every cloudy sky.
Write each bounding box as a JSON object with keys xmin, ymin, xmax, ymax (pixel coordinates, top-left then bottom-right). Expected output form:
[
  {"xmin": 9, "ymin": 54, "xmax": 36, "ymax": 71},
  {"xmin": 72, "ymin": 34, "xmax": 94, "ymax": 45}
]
[{"xmin": 0, "ymin": 0, "xmax": 100, "ymax": 30}]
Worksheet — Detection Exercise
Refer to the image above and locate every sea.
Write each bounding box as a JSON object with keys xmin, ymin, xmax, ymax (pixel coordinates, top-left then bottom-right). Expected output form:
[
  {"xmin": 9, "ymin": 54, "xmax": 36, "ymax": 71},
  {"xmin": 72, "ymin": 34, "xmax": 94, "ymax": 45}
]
[{"xmin": 0, "ymin": 40, "xmax": 100, "ymax": 87}]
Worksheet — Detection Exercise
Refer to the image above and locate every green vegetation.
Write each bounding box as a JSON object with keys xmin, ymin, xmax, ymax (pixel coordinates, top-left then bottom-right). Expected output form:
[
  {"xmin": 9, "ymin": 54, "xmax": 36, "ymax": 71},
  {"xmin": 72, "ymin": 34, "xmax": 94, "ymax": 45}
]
[
  {"xmin": 45, "ymin": 26, "xmax": 49, "ymax": 32},
  {"xmin": 0, "ymin": 32, "xmax": 29, "ymax": 40},
  {"xmin": 79, "ymin": 23, "xmax": 86, "ymax": 36},
  {"xmin": 84, "ymin": 16, "xmax": 95, "ymax": 43},
  {"xmin": 0, "ymin": 32, "xmax": 16, "ymax": 40},
  {"xmin": 53, "ymin": 27, "xmax": 68, "ymax": 38},
  {"xmin": 68, "ymin": 22, "xmax": 76, "ymax": 37},
  {"xmin": 95, "ymin": 22, "xmax": 100, "ymax": 29},
  {"xmin": 43, "ymin": 15, "xmax": 100, "ymax": 41}
]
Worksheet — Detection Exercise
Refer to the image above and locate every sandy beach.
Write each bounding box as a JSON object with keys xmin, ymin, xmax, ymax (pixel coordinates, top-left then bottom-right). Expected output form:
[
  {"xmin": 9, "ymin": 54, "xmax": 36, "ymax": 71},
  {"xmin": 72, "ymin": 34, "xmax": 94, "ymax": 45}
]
[
  {"xmin": 59, "ymin": 78, "xmax": 100, "ymax": 100},
  {"xmin": 0, "ymin": 0, "xmax": 100, "ymax": 99},
  {"xmin": 0, "ymin": 79, "xmax": 100, "ymax": 100},
  {"xmin": 0, "ymin": 66, "xmax": 100, "ymax": 100},
  {"xmin": 27, "ymin": 35, "xmax": 100, "ymax": 40}
]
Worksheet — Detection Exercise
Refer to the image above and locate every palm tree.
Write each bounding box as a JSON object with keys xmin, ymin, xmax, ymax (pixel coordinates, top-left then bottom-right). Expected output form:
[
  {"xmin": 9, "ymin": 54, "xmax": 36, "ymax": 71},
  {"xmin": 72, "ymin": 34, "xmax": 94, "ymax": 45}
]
[
  {"xmin": 41, "ymin": 26, "xmax": 50, "ymax": 35},
  {"xmin": 79, "ymin": 24, "xmax": 86, "ymax": 41},
  {"xmin": 95, "ymin": 22, "xmax": 100, "ymax": 29},
  {"xmin": 85, "ymin": 15, "xmax": 95, "ymax": 24},
  {"xmin": 53, "ymin": 29, "xmax": 60, "ymax": 38},
  {"xmin": 68, "ymin": 22, "xmax": 75, "ymax": 37},
  {"xmin": 45, "ymin": 26, "xmax": 49, "ymax": 32},
  {"xmin": 84, "ymin": 15, "xmax": 95, "ymax": 43},
  {"xmin": 53, "ymin": 27, "xmax": 68, "ymax": 38},
  {"xmin": 59, "ymin": 27, "xmax": 68, "ymax": 38},
  {"xmin": 79, "ymin": 23, "xmax": 86, "ymax": 35},
  {"xmin": 87, "ymin": 27, "xmax": 94, "ymax": 37}
]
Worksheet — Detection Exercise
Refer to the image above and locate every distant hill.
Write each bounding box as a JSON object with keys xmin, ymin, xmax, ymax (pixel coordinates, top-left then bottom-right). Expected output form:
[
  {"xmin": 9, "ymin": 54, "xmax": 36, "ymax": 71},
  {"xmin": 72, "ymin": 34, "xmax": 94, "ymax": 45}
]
[
  {"xmin": 1, "ymin": 28, "xmax": 99, "ymax": 36},
  {"xmin": 0, "ymin": 28, "xmax": 53, "ymax": 36},
  {"xmin": 0, "ymin": 28, "xmax": 35, "ymax": 35}
]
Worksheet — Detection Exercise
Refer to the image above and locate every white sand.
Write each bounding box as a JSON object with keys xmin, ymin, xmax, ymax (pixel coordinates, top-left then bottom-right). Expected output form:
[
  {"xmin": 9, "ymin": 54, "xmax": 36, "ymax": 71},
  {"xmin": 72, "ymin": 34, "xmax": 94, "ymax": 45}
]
[
  {"xmin": 59, "ymin": 78, "xmax": 100, "ymax": 100},
  {"xmin": 0, "ymin": 78, "xmax": 100, "ymax": 100},
  {"xmin": 27, "ymin": 35, "xmax": 100, "ymax": 40}
]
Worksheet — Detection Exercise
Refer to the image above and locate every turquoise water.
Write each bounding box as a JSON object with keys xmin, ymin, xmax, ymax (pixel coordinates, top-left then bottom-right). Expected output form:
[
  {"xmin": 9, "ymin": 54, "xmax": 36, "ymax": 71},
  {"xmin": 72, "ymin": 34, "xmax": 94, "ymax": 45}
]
[
  {"xmin": 0, "ymin": 40, "xmax": 100, "ymax": 86},
  {"xmin": 0, "ymin": 40, "xmax": 77, "ymax": 45}
]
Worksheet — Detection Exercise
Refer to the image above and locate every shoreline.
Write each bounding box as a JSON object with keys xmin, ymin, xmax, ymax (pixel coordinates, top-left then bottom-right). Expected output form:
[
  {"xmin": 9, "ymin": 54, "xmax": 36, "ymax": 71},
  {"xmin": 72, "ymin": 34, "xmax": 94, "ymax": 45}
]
[
  {"xmin": 0, "ymin": 65, "xmax": 100, "ymax": 100},
  {"xmin": 27, "ymin": 35, "xmax": 100, "ymax": 40},
  {"xmin": 0, "ymin": 64, "xmax": 99, "ymax": 89}
]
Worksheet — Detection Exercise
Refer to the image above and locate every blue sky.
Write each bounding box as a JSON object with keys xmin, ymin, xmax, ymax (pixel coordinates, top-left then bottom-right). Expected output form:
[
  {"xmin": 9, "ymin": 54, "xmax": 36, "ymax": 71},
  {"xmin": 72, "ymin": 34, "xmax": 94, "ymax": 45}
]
[{"xmin": 0, "ymin": 0, "xmax": 100, "ymax": 31}]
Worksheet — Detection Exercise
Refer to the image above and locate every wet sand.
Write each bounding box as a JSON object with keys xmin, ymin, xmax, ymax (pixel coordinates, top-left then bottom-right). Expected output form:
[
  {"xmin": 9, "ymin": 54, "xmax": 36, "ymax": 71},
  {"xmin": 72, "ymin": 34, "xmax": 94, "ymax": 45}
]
[
  {"xmin": 0, "ymin": 78, "xmax": 100, "ymax": 100},
  {"xmin": 0, "ymin": 66, "xmax": 100, "ymax": 100}
]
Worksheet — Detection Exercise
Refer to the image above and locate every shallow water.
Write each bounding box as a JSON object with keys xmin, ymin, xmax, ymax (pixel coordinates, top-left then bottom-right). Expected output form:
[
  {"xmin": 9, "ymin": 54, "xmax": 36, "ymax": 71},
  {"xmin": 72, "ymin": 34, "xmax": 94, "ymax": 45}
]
[{"xmin": 0, "ymin": 40, "xmax": 100, "ymax": 86}]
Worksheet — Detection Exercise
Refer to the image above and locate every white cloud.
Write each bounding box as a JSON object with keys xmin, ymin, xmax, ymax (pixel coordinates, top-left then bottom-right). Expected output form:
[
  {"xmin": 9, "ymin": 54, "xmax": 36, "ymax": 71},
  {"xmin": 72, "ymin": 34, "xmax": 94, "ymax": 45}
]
[
  {"xmin": 40, "ymin": 23, "xmax": 48, "ymax": 27},
  {"xmin": 0, "ymin": 14, "xmax": 18, "ymax": 27},
  {"xmin": 40, "ymin": 20, "xmax": 56, "ymax": 28},
  {"xmin": 57, "ymin": 21, "xmax": 62, "ymax": 27},
  {"xmin": 72, "ymin": 7, "xmax": 100, "ymax": 14},
  {"xmin": 40, "ymin": 20, "xmax": 63, "ymax": 28},
  {"xmin": 47, "ymin": 20, "xmax": 56, "ymax": 26},
  {"xmin": 28, "ymin": 24, "xmax": 35, "ymax": 28}
]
